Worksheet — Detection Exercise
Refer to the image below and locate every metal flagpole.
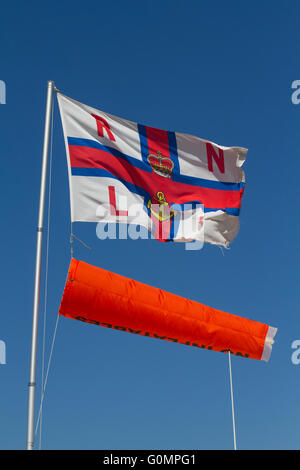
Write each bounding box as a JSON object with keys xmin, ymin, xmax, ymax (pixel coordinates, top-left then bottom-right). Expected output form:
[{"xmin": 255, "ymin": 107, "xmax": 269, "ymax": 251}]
[{"xmin": 26, "ymin": 80, "xmax": 55, "ymax": 450}]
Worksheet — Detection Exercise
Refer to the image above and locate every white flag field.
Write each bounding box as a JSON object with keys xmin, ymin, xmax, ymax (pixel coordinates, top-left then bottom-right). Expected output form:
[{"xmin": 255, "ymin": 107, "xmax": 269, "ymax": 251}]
[{"xmin": 57, "ymin": 93, "xmax": 247, "ymax": 247}]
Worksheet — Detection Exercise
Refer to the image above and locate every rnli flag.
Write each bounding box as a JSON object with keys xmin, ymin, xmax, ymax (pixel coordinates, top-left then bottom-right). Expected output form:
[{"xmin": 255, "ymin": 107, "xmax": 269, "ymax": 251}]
[{"xmin": 57, "ymin": 93, "xmax": 247, "ymax": 247}]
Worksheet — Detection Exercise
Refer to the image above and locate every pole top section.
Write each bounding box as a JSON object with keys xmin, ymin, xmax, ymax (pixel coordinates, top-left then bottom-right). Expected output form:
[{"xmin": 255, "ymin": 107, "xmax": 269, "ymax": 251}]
[{"xmin": 47, "ymin": 81, "xmax": 59, "ymax": 92}]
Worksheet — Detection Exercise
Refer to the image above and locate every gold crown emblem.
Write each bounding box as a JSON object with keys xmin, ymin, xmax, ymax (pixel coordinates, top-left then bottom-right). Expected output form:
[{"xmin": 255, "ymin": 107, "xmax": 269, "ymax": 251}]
[{"xmin": 147, "ymin": 151, "xmax": 174, "ymax": 178}]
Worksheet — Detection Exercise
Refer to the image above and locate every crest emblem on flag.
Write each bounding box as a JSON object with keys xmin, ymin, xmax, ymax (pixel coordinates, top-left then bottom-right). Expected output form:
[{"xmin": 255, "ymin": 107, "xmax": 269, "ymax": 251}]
[
  {"xmin": 147, "ymin": 151, "xmax": 176, "ymax": 230},
  {"xmin": 147, "ymin": 151, "xmax": 174, "ymax": 178}
]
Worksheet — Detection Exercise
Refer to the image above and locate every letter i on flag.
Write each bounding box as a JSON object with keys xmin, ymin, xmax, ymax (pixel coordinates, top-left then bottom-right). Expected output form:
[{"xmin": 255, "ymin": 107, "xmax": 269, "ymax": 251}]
[{"xmin": 57, "ymin": 93, "xmax": 247, "ymax": 247}]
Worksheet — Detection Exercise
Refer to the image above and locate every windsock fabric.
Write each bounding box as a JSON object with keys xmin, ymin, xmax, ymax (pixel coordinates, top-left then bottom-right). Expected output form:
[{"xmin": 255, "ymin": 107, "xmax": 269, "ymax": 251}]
[
  {"xmin": 57, "ymin": 92, "xmax": 247, "ymax": 247},
  {"xmin": 59, "ymin": 259, "xmax": 277, "ymax": 361}
]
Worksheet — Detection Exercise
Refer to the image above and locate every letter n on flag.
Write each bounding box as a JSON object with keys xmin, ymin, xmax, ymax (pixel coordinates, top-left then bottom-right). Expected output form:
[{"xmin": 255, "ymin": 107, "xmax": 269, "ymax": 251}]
[{"xmin": 57, "ymin": 92, "xmax": 247, "ymax": 247}]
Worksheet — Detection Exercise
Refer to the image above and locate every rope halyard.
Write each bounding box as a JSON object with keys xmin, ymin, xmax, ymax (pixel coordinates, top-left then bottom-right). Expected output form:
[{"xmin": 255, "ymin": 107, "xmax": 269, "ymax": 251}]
[
  {"xmin": 70, "ymin": 223, "xmax": 91, "ymax": 259},
  {"xmin": 70, "ymin": 223, "xmax": 74, "ymax": 259},
  {"xmin": 35, "ymin": 314, "xmax": 60, "ymax": 438},
  {"xmin": 71, "ymin": 232, "xmax": 91, "ymax": 251},
  {"xmin": 228, "ymin": 351, "xmax": 237, "ymax": 450}
]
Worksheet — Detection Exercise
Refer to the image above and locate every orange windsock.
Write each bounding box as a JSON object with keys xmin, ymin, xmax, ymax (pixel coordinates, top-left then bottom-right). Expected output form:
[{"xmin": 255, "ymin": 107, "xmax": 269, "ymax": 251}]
[{"xmin": 59, "ymin": 259, "xmax": 277, "ymax": 361}]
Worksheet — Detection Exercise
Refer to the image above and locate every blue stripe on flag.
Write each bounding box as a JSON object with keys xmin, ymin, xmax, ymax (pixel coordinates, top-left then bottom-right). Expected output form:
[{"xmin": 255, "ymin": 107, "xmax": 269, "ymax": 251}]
[
  {"xmin": 71, "ymin": 167, "xmax": 240, "ymax": 216},
  {"xmin": 68, "ymin": 137, "xmax": 244, "ymax": 191},
  {"xmin": 71, "ymin": 167, "xmax": 150, "ymax": 201},
  {"xmin": 68, "ymin": 137, "xmax": 151, "ymax": 173},
  {"xmin": 137, "ymin": 124, "xmax": 150, "ymax": 166}
]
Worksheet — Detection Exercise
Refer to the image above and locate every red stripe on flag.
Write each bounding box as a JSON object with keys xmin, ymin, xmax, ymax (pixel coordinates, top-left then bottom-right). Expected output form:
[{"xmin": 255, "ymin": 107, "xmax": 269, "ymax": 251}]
[
  {"xmin": 145, "ymin": 126, "xmax": 170, "ymax": 158},
  {"xmin": 69, "ymin": 145, "xmax": 243, "ymax": 210}
]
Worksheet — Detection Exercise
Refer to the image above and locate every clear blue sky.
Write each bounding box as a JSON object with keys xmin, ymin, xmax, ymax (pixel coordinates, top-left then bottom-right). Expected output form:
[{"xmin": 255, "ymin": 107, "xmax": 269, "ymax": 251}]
[{"xmin": 0, "ymin": 0, "xmax": 300, "ymax": 450}]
